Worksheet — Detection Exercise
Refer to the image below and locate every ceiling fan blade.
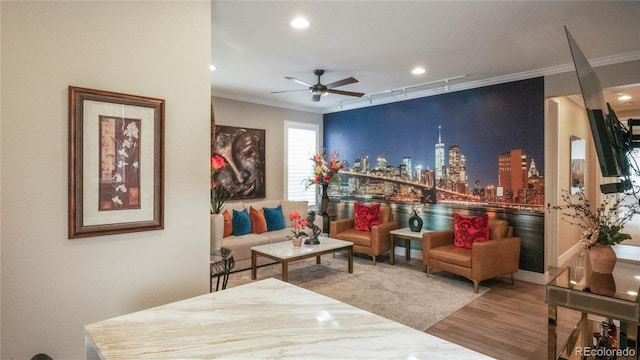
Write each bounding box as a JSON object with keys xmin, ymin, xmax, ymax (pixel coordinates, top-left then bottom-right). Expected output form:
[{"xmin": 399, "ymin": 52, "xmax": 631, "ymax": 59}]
[
  {"xmin": 327, "ymin": 89, "xmax": 365, "ymax": 98},
  {"xmin": 285, "ymin": 76, "xmax": 313, "ymax": 87},
  {"xmin": 325, "ymin": 77, "xmax": 358, "ymax": 89},
  {"xmin": 312, "ymin": 94, "xmax": 322, "ymax": 102},
  {"xmin": 270, "ymin": 89, "xmax": 309, "ymax": 94}
]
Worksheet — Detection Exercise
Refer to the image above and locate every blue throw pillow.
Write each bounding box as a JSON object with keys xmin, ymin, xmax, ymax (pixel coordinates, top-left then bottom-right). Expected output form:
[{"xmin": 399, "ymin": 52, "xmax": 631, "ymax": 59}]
[
  {"xmin": 232, "ymin": 209, "xmax": 252, "ymax": 236},
  {"xmin": 264, "ymin": 205, "xmax": 285, "ymax": 231}
]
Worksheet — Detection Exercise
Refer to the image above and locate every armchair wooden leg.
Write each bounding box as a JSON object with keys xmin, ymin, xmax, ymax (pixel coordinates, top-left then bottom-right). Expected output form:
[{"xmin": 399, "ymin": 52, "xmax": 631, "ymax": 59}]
[
  {"xmin": 473, "ymin": 280, "xmax": 479, "ymax": 293},
  {"xmin": 426, "ymin": 265, "xmax": 430, "ymax": 277},
  {"xmin": 372, "ymin": 255, "xmax": 377, "ymax": 265},
  {"xmin": 510, "ymin": 273, "xmax": 514, "ymax": 285}
]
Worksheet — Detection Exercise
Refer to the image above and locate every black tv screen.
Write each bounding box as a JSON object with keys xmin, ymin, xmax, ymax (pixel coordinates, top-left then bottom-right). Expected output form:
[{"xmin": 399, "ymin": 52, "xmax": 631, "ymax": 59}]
[{"xmin": 565, "ymin": 27, "xmax": 631, "ymax": 193}]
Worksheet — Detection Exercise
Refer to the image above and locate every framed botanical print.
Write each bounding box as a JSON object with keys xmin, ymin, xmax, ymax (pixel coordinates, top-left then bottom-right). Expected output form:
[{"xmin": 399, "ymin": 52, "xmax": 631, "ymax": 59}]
[{"xmin": 68, "ymin": 86, "xmax": 165, "ymax": 238}]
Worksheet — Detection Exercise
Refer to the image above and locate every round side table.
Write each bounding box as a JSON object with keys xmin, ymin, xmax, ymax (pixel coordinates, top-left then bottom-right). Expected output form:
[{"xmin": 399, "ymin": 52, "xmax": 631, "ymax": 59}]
[{"xmin": 210, "ymin": 247, "xmax": 235, "ymax": 292}]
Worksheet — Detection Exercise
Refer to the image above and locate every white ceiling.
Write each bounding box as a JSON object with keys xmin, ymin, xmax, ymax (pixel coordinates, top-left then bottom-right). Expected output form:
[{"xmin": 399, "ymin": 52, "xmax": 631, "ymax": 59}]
[{"xmin": 211, "ymin": 1, "xmax": 640, "ymax": 114}]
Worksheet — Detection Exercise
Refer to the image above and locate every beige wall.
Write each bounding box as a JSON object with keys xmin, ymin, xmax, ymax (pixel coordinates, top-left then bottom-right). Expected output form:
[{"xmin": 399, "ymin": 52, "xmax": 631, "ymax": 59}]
[
  {"xmin": 1, "ymin": 2, "xmax": 211, "ymax": 359},
  {"xmin": 544, "ymin": 60, "xmax": 640, "ymax": 267},
  {"xmin": 211, "ymin": 96, "xmax": 323, "ymax": 200},
  {"xmin": 0, "ymin": 1, "xmax": 3, "ymax": 355},
  {"xmin": 552, "ymin": 97, "xmax": 596, "ymax": 256}
]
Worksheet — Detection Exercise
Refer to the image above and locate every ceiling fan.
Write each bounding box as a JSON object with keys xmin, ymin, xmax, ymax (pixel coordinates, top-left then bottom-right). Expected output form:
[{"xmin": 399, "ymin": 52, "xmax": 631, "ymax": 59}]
[{"xmin": 271, "ymin": 69, "xmax": 365, "ymax": 102}]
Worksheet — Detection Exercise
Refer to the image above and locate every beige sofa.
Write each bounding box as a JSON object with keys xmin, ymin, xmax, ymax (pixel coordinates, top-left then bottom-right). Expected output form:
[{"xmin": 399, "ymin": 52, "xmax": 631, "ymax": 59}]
[{"xmin": 211, "ymin": 200, "xmax": 321, "ymax": 271}]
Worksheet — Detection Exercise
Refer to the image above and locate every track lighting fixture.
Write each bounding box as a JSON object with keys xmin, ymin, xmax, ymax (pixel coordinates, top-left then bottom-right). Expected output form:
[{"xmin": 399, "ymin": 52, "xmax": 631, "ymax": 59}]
[{"xmin": 332, "ymin": 74, "xmax": 466, "ymax": 111}]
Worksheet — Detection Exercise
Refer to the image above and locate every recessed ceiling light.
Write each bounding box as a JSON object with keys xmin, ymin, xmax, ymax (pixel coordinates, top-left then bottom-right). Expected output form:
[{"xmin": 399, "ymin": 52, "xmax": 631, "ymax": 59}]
[
  {"xmin": 412, "ymin": 67, "xmax": 426, "ymax": 75},
  {"xmin": 210, "ymin": 64, "xmax": 216, "ymax": 71},
  {"xmin": 291, "ymin": 16, "xmax": 310, "ymax": 29},
  {"xmin": 618, "ymin": 94, "xmax": 632, "ymax": 101}
]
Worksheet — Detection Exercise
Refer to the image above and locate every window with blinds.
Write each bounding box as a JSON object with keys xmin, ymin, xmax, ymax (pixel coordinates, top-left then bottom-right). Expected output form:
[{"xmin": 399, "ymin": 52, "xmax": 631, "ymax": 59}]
[{"xmin": 285, "ymin": 121, "xmax": 319, "ymax": 206}]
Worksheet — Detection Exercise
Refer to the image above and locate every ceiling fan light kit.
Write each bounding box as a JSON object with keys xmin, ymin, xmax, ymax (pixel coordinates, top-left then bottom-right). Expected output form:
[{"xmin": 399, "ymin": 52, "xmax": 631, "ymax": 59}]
[
  {"xmin": 272, "ymin": 69, "xmax": 365, "ymax": 102},
  {"xmin": 272, "ymin": 70, "xmax": 467, "ymax": 107}
]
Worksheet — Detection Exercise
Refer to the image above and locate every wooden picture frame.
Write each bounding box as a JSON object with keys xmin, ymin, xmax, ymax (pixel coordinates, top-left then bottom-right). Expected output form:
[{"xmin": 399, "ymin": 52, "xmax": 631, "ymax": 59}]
[{"xmin": 68, "ymin": 86, "xmax": 165, "ymax": 238}]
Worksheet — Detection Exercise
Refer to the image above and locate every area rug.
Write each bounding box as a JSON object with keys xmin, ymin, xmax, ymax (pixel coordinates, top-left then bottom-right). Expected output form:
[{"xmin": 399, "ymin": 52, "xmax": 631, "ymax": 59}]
[{"xmin": 225, "ymin": 254, "xmax": 489, "ymax": 332}]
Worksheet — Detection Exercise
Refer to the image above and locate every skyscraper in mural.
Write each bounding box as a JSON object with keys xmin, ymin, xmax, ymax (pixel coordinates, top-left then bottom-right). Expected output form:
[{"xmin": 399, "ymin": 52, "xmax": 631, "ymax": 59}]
[
  {"xmin": 528, "ymin": 158, "xmax": 539, "ymax": 177},
  {"xmin": 435, "ymin": 126, "xmax": 445, "ymax": 182},
  {"xmin": 376, "ymin": 155, "xmax": 387, "ymax": 170},
  {"xmin": 415, "ymin": 164, "xmax": 422, "ymax": 182},
  {"xmin": 448, "ymin": 145, "xmax": 469, "ymax": 194},
  {"xmin": 498, "ymin": 149, "xmax": 529, "ymax": 202},
  {"xmin": 402, "ymin": 156, "xmax": 412, "ymax": 179}
]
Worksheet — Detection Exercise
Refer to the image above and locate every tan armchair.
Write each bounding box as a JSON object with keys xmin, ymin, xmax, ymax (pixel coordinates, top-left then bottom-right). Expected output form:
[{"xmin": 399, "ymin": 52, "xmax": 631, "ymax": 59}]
[
  {"xmin": 330, "ymin": 206, "xmax": 399, "ymax": 264},
  {"xmin": 422, "ymin": 218, "xmax": 521, "ymax": 292}
]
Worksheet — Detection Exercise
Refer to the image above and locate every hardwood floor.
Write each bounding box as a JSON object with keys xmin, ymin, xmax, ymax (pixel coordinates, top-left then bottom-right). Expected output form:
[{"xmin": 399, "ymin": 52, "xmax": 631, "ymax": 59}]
[{"xmin": 390, "ymin": 256, "xmax": 581, "ymax": 360}]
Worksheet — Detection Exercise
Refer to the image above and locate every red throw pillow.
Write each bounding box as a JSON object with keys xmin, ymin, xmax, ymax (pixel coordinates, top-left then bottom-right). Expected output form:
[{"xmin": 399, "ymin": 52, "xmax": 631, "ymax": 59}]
[
  {"xmin": 354, "ymin": 203, "xmax": 381, "ymax": 232},
  {"xmin": 453, "ymin": 214, "xmax": 489, "ymax": 249}
]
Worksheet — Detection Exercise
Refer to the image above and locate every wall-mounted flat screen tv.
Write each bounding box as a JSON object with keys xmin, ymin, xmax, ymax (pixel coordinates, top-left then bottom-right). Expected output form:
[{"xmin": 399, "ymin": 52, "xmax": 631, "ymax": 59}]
[{"xmin": 565, "ymin": 26, "xmax": 632, "ymax": 193}]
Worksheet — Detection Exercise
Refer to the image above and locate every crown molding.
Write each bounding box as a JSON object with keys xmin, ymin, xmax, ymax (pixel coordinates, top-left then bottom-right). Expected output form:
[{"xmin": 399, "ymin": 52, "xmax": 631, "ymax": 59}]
[
  {"xmin": 323, "ymin": 51, "xmax": 640, "ymax": 114},
  {"xmin": 213, "ymin": 51, "xmax": 640, "ymax": 115},
  {"xmin": 211, "ymin": 91, "xmax": 324, "ymax": 114}
]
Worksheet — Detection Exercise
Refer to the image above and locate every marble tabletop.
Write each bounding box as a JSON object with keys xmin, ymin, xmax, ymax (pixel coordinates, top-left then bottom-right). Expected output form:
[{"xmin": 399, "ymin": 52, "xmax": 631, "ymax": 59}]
[
  {"xmin": 85, "ymin": 278, "xmax": 493, "ymax": 359},
  {"xmin": 613, "ymin": 244, "xmax": 640, "ymax": 264},
  {"xmin": 390, "ymin": 227, "xmax": 432, "ymax": 239},
  {"xmin": 251, "ymin": 236, "xmax": 352, "ymax": 259}
]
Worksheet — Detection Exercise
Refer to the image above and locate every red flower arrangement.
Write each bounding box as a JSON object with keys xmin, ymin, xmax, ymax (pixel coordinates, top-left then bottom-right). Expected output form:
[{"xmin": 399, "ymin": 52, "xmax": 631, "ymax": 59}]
[
  {"xmin": 289, "ymin": 211, "xmax": 309, "ymax": 238},
  {"xmin": 211, "ymin": 155, "xmax": 232, "ymax": 214},
  {"xmin": 306, "ymin": 149, "xmax": 343, "ymax": 189}
]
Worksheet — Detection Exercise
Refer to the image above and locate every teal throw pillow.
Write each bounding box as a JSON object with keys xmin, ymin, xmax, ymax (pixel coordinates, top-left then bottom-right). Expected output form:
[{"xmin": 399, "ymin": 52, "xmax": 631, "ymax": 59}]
[
  {"xmin": 264, "ymin": 205, "xmax": 285, "ymax": 231},
  {"xmin": 232, "ymin": 209, "xmax": 252, "ymax": 236}
]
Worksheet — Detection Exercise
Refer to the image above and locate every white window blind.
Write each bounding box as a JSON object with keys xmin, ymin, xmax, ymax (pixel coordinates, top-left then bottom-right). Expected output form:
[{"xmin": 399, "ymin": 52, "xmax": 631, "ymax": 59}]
[{"xmin": 285, "ymin": 122, "xmax": 319, "ymax": 206}]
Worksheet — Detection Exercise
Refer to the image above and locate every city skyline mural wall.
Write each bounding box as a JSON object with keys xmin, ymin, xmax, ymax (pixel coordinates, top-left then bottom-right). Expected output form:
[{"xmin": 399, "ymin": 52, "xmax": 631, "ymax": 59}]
[{"xmin": 323, "ymin": 77, "xmax": 545, "ymax": 273}]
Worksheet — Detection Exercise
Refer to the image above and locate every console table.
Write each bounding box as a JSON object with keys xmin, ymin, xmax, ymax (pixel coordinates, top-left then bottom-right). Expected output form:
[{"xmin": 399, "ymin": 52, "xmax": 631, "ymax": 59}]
[
  {"xmin": 85, "ymin": 278, "xmax": 493, "ymax": 359},
  {"xmin": 546, "ymin": 245, "xmax": 640, "ymax": 359}
]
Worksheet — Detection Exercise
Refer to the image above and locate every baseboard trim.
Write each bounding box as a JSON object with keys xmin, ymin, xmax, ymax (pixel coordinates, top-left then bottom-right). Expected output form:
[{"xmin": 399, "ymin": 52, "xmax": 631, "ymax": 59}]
[
  {"xmin": 514, "ymin": 269, "xmax": 548, "ymax": 285},
  {"xmin": 558, "ymin": 243, "xmax": 583, "ymax": 267},
  {"xmin": 392, "ymin": 247, "xmax": 424, "ymax": 263},
  {"xmin": 394, "ymin": 247, "xmax": 549, "ymax": 285}
]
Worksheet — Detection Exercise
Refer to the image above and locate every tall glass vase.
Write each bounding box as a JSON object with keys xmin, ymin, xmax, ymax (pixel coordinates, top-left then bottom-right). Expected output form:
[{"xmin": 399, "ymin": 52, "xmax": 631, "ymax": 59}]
[{"xmin": 320, "ymin": 183, "xmax": 329, "ymax": 215}]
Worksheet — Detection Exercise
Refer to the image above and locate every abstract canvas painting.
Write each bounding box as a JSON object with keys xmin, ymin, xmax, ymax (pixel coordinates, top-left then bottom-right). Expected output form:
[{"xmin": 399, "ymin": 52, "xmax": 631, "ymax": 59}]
[{"xmin": 212, "ymin": 125, "xmax": 266, "ymax": 200}]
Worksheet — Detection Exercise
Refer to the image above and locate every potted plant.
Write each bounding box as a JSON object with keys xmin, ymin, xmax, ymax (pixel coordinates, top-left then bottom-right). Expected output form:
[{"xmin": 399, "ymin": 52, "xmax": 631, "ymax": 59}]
[
  {"xmin": 210, "ymin": 155, "xmax": 232, "ymax": 252},
  {"xmin": 288, "ymin": 210, "xmax": 308, "ymax": 247},
  {"xmin": 211, "ymin": 155, "xmax": 232, "ymax": 215},
  {"xmin": 550, "ymin": 188, "xmax": 640, "ymax": 273}
]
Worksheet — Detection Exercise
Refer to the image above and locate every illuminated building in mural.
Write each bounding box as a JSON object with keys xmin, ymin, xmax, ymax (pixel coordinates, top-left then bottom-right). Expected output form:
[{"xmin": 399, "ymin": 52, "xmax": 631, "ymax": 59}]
[
  {"xmin": 498, "ymin": 149, "xmax": 528, "ymax": 202},
  {"xmin": 435, "ymin": 126, "xmax": 445, "ymax": 181},
  {"xmin": 402, "ymin": 156, "xmax": 412, "ymax": 179}
]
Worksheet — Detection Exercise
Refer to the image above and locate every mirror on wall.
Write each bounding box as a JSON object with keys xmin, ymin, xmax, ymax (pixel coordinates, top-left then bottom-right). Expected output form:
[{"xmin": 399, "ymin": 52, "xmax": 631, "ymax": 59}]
[{"xmin": 570, "ymin": 135, "xmax": 586, "ymax": 194}]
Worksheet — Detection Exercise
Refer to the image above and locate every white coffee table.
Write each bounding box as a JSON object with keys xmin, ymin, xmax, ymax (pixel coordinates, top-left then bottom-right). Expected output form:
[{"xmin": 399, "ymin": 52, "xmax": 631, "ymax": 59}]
[
  {"xmin": 389, "ymin": 227, "xmax": 431, "ymax": 265},
  {"xmin": 251, "ymin": 236, "xmax": 353, "ymax": 282}
]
